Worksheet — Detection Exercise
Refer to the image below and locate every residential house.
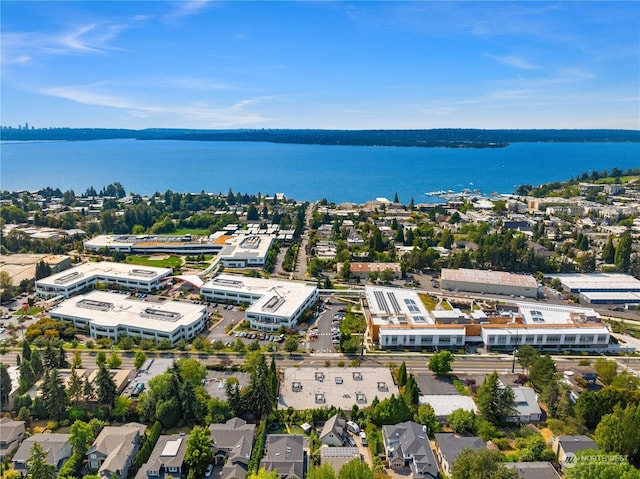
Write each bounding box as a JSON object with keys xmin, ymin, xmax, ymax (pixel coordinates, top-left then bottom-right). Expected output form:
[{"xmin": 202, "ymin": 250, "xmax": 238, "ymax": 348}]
[
  {"xmin": 12, "ymin": 433, "xmax": 72, "ymax": 474},
  {"xmin": 381, "ymin": 421, "xmax": 438, "ymax": 479},
  {"xmin": 320, "ymin": 446, "xmax": 360, "ymax": 472},
  {"xmin": 552, "ymin": 435, "xmax": 598, "ymax": 466},
  {"xmin": 509, "ymin": 387, "xmax": 542, "ymax": 423},
  {"xmin": 505, "ymin": 462, "xmax": 561, "ymax": 479},
  {"xmin": 320, "ymin": 414, "xmax": 347, "ymax": 447},
  {"xmin": 134, "ymin": 434, "xmax": 189, "ymax": 479},
  {"xmin": 434, "ymin": 433, "xmax": 486, "ymax": 477},
  {"xmin": 87, "ymin": 422, "xmax": 147, "ymax": 478},
  {"xmin": 260, "ymin": 434, "xmax": 306, "ymax": 479},
  {"xmin": 209, "ymin": 417, "xmax": 256, "ymax": 479},
  {"xmin": 0, "ymin": 418, "xmax": 25, "ymax": 460}
]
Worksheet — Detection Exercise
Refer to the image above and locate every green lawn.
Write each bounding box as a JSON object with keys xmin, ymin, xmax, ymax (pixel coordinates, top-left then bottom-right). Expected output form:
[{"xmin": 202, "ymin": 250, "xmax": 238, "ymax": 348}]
[
  {"xmin": 170, "ymin": 228, "xmax": 211, "ymax": 236},
  {"xmin": 125, "ymin": 255, "xmax": 183, "ymax": 268}
]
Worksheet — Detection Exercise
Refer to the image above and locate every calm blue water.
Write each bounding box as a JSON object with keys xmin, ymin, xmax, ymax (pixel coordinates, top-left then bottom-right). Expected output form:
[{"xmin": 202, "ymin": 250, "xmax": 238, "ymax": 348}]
[{"xmin": 1, "ymin": 139, "xmax": 639, "ymax": 203}]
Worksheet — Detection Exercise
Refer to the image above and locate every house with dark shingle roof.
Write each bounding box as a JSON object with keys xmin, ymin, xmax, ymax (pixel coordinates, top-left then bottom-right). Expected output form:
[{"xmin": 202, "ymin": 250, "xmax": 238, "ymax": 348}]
[
  {"xmin": 505, "ymin": 461, "xmax": 561, "ymax": 479},
  {"xmin": 209, "ymin": 417, "xmax": 256, "ymax": 479},
  {"xmin": 134, "ymin": 433, "xmax": 189, "ymax": 479},
  {"xmin": 0, "ymin": 418, "xmax": 25, "ymax": 460},
  {"xmin": 13, "ymin": 433, "xmax": 72, "ymax": 474},
  {"xmin": 434, "ymin": 433, "xmax": 486, "ymax": 476},
  {"xmin": 320, "ymin": 414, "xmax": 348, "ymax": 447},
  {"xmin": 260, "ymin": 434, "xmax": 307, "ymax": 479},
  {"xmin": 87, "ymin": 422, "xmax": 147, "ymax": 479},
  {"xmin": 381, "ymin": 421, "xmax": 438, "ymax": 479},
  {"xmin": 552, "ymin": 435, "xmax": 597, "ymax": 466}
]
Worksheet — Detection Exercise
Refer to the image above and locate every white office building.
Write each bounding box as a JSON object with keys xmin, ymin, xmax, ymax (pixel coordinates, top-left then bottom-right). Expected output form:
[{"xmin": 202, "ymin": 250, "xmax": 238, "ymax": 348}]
[
  {"xmin": 366, "ymin": 286, "xmax": 613, "ymax": 352},
  {"xmin": 83, "ymin": 234, "xmax": 226, "ymax": 255},
  {"xmin": 218, "ymin": 235, "xmax": 274, "ymax": 268},
  {"xmin": 50, "ymin": 291, "xmax": 207, "ymax": 345},
  {"xmin": 36, "ymin": 261, "xmax": 172, "ymax": 298},
  {"xmin": 201, "ymin": 274, "xmax": 318, "ymax": 332}
]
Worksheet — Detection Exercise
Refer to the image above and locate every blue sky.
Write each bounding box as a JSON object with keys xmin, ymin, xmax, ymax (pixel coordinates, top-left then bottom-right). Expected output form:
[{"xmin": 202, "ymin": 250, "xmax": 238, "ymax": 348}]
[{"xmin": 2, "ymin": 1, "xmax": 639, "ymax": 129}]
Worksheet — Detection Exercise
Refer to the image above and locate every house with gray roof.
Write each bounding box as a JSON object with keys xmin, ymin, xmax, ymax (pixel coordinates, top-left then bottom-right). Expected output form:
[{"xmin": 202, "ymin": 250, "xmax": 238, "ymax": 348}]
[
  {"xmin": 509, "ymin": 387, "xmax": 542, "ymax": 423},
  {"xmin": 0, "ymin": 418, "xmax": 25, "ymax": 460},
  {"xmin": 320, "ymin": 414, "xmax": 347, "ymax": 447},
  {"xmin": 381, "ymin": 421, "xmax": 438, "ymax": 479},
  {"xmin": 209, "ymin": 417, "xmax": 256, "ymax": 479},
  {"xmin": 434, "ymin": 433, "xmax": 486, "ymax": 477},
  {"xmin": 134, "ymin": 434, "xmax": 189, "ymax": 479},
  {"xmin": 505, "ymin": 462, "xmax": 561, "ymax": 479},
  {"xmin": 12, "ymin": 433, "xmax": 72, "ymax": 474},
  {"xmin": 260, "ymin": 434, "xmax": 307, "ymax": 479},
  {"xmin": 87, "ymin": 422, "xmax": 147, "ymax": 479},
  {"xmin": 552, "ymin": 435, "xmax": 597, "ymax": 467}
]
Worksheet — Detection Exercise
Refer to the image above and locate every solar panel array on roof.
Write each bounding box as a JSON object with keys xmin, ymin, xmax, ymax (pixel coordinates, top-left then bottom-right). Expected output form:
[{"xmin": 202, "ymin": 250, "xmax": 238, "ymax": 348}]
[
  {"xmin": 530, "ymin": 310, "xmax": 545, "ymax": 323},
  {"xmin": 404, "ymin": 298, "xmax": 420, "ymax": 313},
  {"xmin": 387, "ymin": 292, "xmax": 401, "ymax": 313},
  {"xmin": 374, "ymin": 290, "xmax": 390, "ymax": 314}
]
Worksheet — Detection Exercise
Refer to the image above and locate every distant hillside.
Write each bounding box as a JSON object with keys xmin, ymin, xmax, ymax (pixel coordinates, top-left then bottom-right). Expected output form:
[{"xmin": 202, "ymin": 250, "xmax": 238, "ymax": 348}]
[{"xmin": 2, "ymin": 127, "xmax": 639, "ymax": 147}]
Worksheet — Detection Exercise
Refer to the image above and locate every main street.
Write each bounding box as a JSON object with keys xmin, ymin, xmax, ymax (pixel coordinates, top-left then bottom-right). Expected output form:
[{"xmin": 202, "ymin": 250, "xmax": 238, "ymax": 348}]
[{"xmin": 66, "ymin": 349, "xmax": 640, "ymax": 374}]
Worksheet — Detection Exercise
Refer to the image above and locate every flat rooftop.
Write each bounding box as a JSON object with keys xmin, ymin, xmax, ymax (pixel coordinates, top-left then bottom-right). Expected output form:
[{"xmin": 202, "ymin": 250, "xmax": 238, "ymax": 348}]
[
  {"xmin": 442, "ymin": 268, "xmax": 538, "ymax": 288},
  {"xmin": 516, "ymin": 302, "xmax": 601, "ymax": 326},
  {"xmin": 51, "ymin": 291, "xmax": 206, "ymax": 333},
  {"xmin": 279, "ymin": 367, "xmax": 398, "ymax": 411},
  {"xmin": 203, "ymin": 274, "xmax": 317, "ymax": 318},
  {"xmin": 219, "ymin": 235, "xmax": 273, "ymax": 260},
  {"xmin": 551, "ymin": 273, "xmax": 640, "ymax": 292},
  {"xmin": 37, "ymin": 261, "xmax": 171, "ymax": 287},
  {"xmin": 365, "ymin": 286, "xmax": 434, "ymax": 326},
  {"xmin": 581, "ymin": 291, "xmax": 640, "ymax": 302}
]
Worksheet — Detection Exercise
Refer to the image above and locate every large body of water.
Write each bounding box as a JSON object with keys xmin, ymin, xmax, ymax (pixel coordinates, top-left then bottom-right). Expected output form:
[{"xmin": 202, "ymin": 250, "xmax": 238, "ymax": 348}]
[{"xmin": 1, "ymin": 139, "xmax": 639, "ymax": 203}]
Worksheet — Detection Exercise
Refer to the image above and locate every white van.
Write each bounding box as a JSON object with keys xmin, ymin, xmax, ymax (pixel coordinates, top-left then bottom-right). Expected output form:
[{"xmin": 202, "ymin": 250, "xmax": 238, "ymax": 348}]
[{"xmin": 359, "ymin": 431, "xmax": 367, "ymax": 446}]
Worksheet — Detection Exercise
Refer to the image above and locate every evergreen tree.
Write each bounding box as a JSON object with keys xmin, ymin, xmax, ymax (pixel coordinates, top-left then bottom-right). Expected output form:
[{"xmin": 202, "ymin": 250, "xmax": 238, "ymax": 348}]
[
  {"xmin": 67, "ymin": 367, "xmax": 84, "ymax": 403},
  {"xmin": 83, "ymin": 377, "xmax": 96, "ymax": 401},
  {"xmin": 19, "ymin": 359, "xmax": 35, "ymax": 392},
  {"xmin": 95, "ymin": 364, "xmax": 117, "ymax": 410},
  {"xmin": 0, "ymin": 364, "xmax": 11, "ymax": 406},
  {"xmin": 22, "ymin": 339, "xmax": 32, "ymax": 362},
  {"xmin": 397, "ymin": 362, "xmax": 407, "ymax": 387},
  {"xmin": 615, "ymin": 233, "xmax": 633, "ymax": 272},
  {"xmin": 30, "ymin": 348, "xmax": 44, "ymax": 379},
  {"xmin": 475, "ymin": 371, "xmax": 516, "ymax": 424},
  {"xmin": 601, "ymin": 236, "xmax": 616, "ymax": 264},
  {"xmin": 27, "ymin": 442, "xmax": 56, "ymax": 479},
  {"xmin": 42, "ymin": 369, "xmax": 68, "ymax": 421}
]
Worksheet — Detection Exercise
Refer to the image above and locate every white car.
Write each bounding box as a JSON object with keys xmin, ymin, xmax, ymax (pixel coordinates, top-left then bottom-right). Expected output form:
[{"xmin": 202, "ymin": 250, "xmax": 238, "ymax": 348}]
[{"xmin": 205, "ymin": 464, "xmax": 213, "ymax": 477}]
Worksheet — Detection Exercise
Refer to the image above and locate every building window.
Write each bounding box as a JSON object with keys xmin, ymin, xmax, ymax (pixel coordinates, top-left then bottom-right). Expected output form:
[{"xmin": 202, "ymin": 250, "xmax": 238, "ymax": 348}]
[
  {"xmin": 564, "ymin": 335, "xmax": 576, "ymax": 342},
  {"xmin": 580, "ymin": 335, "xmax": 594, "ymax": 343},
  {"xmin": 547, "ymin": 335, "xmax": 561, "ymax": 343},
  {"xmin": 597, "ymin": 335, "xmax": 608, "ymax": 342},
  {"xmin": 497, "ymin": 336, "xmax": 506, "ymax": 344},
  {"xmin": 525, "ymin": 335, "xmax": 535, "ymax": 343}
]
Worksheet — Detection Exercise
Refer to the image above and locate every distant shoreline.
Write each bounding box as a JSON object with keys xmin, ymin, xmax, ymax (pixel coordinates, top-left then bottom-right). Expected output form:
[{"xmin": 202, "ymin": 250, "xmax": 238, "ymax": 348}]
[{"xmin": 1, "ymin": 128, "xmax": 639, "ymax": 148}]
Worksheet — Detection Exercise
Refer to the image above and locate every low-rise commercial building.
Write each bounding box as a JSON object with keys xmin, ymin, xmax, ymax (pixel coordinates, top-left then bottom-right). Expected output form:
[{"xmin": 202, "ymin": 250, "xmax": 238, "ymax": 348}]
[
  {"xmin": 201, "ymin": 274, "xmax": 318, "ymax": 332},
  {"xmin": 84, "ymin": 234, "xmax": 226, "ymax": 255},
  {"xmin": 366, "ymin": 286, "xmax": 613, "ymax": 353},
  {"xmin": 441, "ymin": 268, "xmax": 540, "ymax": 298},
  {"xmin": 50, "ymin": 291, "xmax": 207, "ymax": 345},
  {"xmin": 36, "ymin": 261, "xmax": 172, "ymax": 298},
  {"xmin": 218, "ymin": 235, "xmax": 274, "ymax": 268}
]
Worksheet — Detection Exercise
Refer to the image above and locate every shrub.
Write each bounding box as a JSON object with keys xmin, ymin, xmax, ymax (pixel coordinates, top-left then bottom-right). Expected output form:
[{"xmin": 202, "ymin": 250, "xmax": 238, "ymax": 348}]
[{"xmin": 493, "ymin": 438, "xmax": 512, "ymax": 451}]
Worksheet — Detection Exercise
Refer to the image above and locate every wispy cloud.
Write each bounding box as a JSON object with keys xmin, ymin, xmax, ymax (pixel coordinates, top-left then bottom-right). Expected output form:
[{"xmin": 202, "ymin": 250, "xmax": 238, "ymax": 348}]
[
  {"xmin": 163, "ymin": 0, "xmax": 213, "ymax": 22},
  {"xmin": 1, "ymin": 16, "xmax": 146, "ymax": 64},
  {"xmin": 485, "ymin": 54, "xmax": 540, "ymax": 70},
  {"xmin": 40, "ymin": 84, "xmax": 270, "ymax": 127}
]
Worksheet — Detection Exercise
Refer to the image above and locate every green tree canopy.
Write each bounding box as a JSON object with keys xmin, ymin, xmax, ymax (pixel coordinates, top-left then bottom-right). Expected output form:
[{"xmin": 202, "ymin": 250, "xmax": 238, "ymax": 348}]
[
  {"xmin": 595, "ymin": 403, "xmax": 640, "ymax": 465},
  {"xmin": 338, "ymin": 457, "xmax": 374, "ymax": 479},
  {"xmin": 564, "ymin": 450, "xmax": 640, "ymax": 479},
  {"xmin": 475, "ymin": 371, "xmax": 516, "ymax": 425},
  {"xmin": 450, "ymin": 448, "xmax": 518, "ymax": 479},
  {"xmin": 428, "ymin": 351, "xmax": 454, "ymax": 375},
  {"xmin": 185, "ymin": 425, "xmax": 214, "ymax": 479}
]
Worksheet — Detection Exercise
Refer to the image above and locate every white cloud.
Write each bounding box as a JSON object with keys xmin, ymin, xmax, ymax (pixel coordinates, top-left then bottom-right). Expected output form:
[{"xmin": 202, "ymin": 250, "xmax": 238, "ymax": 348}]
[
  {"xmin": 485, "ymin": 54, "xmax": 540, "ymax": 70},
  {"xmin": 163, "ymin": 0, "xmax": 213, "ymax": 22},
  {"xmin": 40, "ymin": 84, "xmax": 270, "ymax": 127}
]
